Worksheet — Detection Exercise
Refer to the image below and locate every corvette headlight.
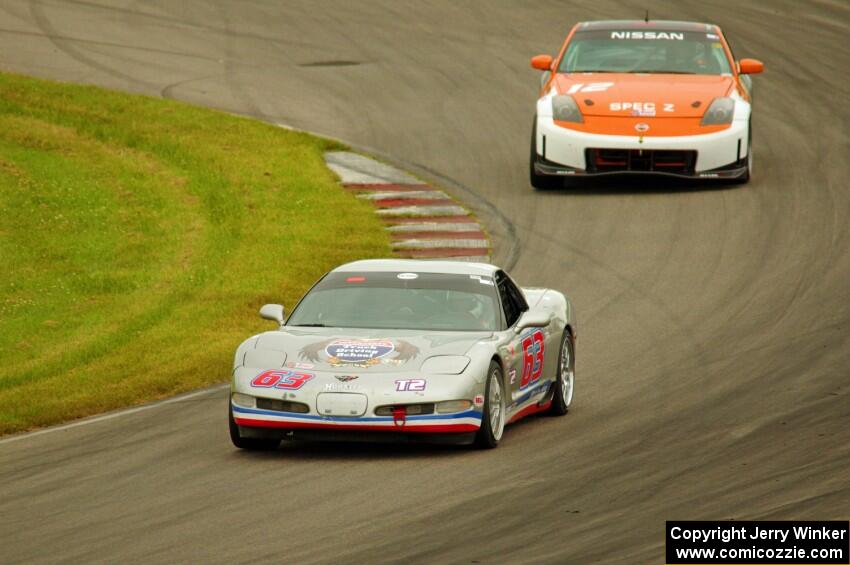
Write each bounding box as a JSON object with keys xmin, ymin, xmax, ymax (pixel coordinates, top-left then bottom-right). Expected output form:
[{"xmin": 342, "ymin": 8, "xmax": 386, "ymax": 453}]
[
  {"xmin": 552, "ymin": 95, "xmax": 583, "ymax": 123},
  {"xmin": 231, "ymin": 392, "xmax": 256, "ymax": 408},
  {"xmin": 420, "ymin": 355, "xmax": 470, "ymax": 375},
  {"xmin": 700, "ymin": 97, "xmax": 735, "ymax": 125},
  {"xmin": 243, "ymin": 348, "xmax": 286, "ymax": 369}
]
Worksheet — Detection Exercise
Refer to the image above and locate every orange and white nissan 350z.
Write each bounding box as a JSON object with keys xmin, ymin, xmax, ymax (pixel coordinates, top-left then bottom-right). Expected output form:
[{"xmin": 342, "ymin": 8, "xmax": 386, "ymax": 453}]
[{"xmin": 529, "ymin": 19, "xmax": 764, "ymax": 189}]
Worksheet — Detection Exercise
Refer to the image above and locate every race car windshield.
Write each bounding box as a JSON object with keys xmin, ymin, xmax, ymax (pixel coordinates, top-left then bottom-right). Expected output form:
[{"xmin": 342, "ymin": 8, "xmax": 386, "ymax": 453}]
[
  {"xmin": 560, "ymin": 30, "xmax": 732, "ymax": 75},
  {"xmin": 287, "ymin": 272, "xmax": 500, "ymax": 331}
]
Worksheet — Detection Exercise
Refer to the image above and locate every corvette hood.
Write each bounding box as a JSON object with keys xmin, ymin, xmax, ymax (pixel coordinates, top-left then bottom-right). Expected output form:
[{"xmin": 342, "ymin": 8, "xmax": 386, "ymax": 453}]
[
  {"xmin": 553, "ymin": 73, "xmax": 734, "ymax": 118},
  {"xmin": 252, "ymin": 328, "xmax": 492, "ymax": 373}
]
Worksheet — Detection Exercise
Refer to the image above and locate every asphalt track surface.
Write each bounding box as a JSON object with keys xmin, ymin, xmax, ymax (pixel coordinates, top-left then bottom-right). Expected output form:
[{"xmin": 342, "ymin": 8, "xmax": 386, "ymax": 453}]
[{"xmin": 1, "ymin": 1, "xmax": 848, "ymax": 563}]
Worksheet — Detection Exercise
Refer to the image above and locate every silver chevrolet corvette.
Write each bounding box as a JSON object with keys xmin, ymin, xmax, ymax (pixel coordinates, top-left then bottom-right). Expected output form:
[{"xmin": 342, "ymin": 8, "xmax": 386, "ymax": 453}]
[{"xmin": 229, "ymin": 259, "xmax": 576, "ymax": 449}]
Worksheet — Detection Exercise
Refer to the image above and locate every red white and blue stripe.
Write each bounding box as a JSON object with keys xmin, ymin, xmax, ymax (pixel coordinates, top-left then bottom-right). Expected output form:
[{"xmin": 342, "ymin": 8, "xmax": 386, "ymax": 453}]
[{"xmin": 233, "ymin": 404, "xmax": 482, "ymax": 433}]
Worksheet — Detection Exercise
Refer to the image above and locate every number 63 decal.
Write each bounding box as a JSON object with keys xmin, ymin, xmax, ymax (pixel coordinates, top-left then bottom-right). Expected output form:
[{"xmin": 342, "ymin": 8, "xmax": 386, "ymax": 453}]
[
  {"xmin": 520, "ymin": 330, "xmax": 545, "ymax": 390},
  {"xmin": 251, "ymin": 369, "xmax": 315, "ymax": 390}
]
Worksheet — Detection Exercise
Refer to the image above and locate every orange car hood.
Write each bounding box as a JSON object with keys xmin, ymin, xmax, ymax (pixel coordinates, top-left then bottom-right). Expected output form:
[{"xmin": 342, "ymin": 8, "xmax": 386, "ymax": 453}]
[{"xmin": 553, "ymin": 73, "xmax": 735, "ymax": 118}]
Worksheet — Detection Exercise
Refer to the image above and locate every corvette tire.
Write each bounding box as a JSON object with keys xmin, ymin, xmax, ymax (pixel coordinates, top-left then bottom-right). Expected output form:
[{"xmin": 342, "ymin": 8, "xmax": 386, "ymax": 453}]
[
  {"xmin": 548, "ymin": 331, "xmax": 575, "ymax": 416},
  {"xmin": 229, "ymin": 402, "xmax": 280, "ymax": 450},
  {"xmin": 476, "ymin": 361, "xmax": 506, "ymax": 449},
  {"xmin": 529, "ymin": 118, "xmax": 562, "ymax": 191}
]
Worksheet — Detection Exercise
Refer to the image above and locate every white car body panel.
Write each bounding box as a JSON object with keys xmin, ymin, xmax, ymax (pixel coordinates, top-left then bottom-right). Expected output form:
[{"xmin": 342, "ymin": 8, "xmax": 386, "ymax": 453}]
[{"xmin": 535, "ymin": 97, "xmax": 751, "ymax": 173}]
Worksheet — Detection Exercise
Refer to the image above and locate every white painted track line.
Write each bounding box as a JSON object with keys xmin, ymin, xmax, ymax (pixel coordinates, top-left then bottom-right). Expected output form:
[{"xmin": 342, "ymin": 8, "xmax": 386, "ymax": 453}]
[
  {"xmin": 443, "ymin": 256, "xmax": 491, "ymax": 263},
  {"xmin": 356, "ymin": 190, "xmax": 449, "ymax": 200},
  {"xmin": 377, "ymin": 205, "xmax": 468, "ymax": 216},
  {"xmin": 0, "ymin": 384, "xmax": 229, "ymax": 445},
  {"xmin": 392, "ymin": 239, "xmax": 489, "ymax": 249},
  {"xmin": 386, "ymin": 222, "xmax": 480, "ymax": 232}
]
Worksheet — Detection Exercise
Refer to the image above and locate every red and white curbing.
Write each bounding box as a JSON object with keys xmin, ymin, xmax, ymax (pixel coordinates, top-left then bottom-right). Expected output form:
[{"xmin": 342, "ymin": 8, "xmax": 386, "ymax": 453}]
[{"xmin": 325, "ymin": 151, "xmax": 490, "ymax": 262}]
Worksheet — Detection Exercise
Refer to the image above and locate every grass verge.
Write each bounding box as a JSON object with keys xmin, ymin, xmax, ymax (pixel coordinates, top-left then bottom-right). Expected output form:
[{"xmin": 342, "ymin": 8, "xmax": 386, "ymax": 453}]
[{"xmin": 0, "ymin": 71, "xmax": 390, "ymax": 435}]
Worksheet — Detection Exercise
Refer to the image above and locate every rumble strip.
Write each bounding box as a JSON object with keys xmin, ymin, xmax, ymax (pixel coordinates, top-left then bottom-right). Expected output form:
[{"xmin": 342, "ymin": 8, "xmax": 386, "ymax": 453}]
[{"xmin": 325, "ymin": 151, "xmax": 491, "ymax": 262}]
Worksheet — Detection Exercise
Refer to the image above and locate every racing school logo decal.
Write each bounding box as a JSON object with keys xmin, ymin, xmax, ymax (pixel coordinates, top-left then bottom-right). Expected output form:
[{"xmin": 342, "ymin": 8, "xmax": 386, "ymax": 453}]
[
  {"xmin": 326, "ymin": 339, "xmax": 394, "ymax": 363},
  {"xmin": 299, "ymin": 338, "xmax": 420, "ymax": 368}
]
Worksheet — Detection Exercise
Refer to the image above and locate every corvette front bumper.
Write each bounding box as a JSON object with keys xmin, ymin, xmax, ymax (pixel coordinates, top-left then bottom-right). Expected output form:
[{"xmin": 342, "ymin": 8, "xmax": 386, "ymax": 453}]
[
  {"xmin": 231, "ymin": 362, "xmax": 487, "ymax": 443},
  {"xmin": 232, "ymin": 403, "xmax": 482, "ymax": 444},
  {"xmin": 232, "ymin": 403, "xmax": 482, "ymax": 433},
  {"xmin": 239, "ymin": 428, "xmax": 478, "ymax": 444},
  {"xmin": 535, "ymin": 116, "xmax": 749, "ymax": 179}
]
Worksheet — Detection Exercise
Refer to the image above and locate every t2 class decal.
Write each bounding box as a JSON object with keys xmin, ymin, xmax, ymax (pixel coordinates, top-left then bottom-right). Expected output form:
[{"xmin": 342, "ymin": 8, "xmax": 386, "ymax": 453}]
[
  {"xmin": 520, "ymin": 330, "xmax": 545, "ymax": 390},
  {"xmin": 251, "ymin": 369, "xmax": 315, "ymax": 390},
  {"xmin": 299, "ymin": 338, "xmax": 419, "ymax": 368},
  {"xmin": 395, "ymin": 379, "xmax": 426, "ymax": 392}
]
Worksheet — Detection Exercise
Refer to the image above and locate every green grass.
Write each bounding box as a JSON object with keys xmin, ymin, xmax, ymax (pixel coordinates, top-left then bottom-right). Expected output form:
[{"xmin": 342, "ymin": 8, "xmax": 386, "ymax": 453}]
[{"xmin": 0, "ymin": 71, "xmax": 390, "ymax": 435}]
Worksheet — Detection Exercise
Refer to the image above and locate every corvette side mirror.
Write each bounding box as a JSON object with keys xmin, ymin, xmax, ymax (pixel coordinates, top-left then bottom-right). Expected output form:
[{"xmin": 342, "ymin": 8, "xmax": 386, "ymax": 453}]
[
  {"xmin": 259, "ymin": 303, "xmax": 285, "ymax": 325},
  {"xmin": 738, "ymin": 58, "xmax": 764, "ymax": 75},
  {"xmin": 531, "ymin": 54, "xmax": 553, "ymax": 71},
  {"xmin": 514, "ymin": 309, "xmax": 551, "ymax": 334}
]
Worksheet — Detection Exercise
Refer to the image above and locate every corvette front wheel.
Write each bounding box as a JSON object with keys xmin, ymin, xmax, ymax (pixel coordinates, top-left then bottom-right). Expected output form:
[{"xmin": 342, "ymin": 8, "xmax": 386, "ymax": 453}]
[{"xmin": 476, "ymin": 361, "xmax": 506, "ymax": 449}]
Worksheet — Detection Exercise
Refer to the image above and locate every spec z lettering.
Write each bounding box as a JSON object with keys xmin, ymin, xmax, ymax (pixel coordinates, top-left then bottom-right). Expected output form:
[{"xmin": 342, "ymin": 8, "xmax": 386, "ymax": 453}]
[
  {"xmin": 395, "ymin": 379, "xmax": 426, "ymax": 392},
  {"xmin": 610, "ymin": 102, "xmax": 656, "ymax": 112},
  {"xmin": 251, "ymin": 369, "xmax": 314, "ymax": 390}
]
